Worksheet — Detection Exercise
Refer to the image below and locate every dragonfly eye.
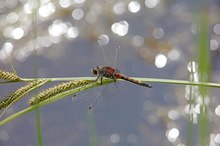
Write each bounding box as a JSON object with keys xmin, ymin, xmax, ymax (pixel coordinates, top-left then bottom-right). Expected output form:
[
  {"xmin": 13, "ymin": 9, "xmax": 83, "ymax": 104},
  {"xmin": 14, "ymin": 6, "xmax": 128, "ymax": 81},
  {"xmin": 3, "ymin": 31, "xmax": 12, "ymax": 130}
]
[{"xmin": 91, "ymin": 68, "xmax": 98, "ymax": 75}]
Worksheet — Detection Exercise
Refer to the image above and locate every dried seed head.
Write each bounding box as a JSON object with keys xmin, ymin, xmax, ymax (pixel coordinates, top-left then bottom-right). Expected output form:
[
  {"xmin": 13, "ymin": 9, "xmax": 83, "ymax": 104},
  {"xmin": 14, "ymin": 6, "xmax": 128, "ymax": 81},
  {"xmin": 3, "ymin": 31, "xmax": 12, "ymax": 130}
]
[
  {"xmin": 0, "ymin": 70, "xmax": 21, "ymax": 82},
  {"xmin": 29, "ymin": 80, "xmax": 93, "ymax": 105}
]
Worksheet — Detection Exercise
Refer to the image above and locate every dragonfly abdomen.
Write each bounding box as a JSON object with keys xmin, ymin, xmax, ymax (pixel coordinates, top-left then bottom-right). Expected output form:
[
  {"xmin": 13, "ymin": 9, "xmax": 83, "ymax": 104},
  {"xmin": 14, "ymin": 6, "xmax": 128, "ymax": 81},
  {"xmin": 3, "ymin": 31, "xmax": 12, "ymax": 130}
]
[{"xmin": 115, "ymin": 73, "xmax": 152, "ymax": 88}]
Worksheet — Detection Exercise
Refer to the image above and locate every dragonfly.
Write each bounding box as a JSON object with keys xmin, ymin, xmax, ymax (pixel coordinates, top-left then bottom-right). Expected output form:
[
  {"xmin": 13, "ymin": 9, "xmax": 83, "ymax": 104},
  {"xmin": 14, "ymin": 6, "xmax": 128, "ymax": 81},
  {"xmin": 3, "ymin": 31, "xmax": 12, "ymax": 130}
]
[
  {"xmin": 88, "ymin": 35, "xmax": 152, "ymax": 110},
  {"xmin": 91, "ymin": 35, "xmax": 152, "ymax": 88},
  {"xmin": 91, "ymin": 65, "xmax": 152, "ymax": 88}
]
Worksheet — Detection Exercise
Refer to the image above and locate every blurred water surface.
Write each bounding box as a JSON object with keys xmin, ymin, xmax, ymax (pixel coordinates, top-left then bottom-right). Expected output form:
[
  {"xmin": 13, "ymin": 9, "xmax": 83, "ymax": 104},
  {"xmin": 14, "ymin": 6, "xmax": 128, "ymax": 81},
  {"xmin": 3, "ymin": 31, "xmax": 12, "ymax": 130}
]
[{"xmin": 1, "ymin": 0, "xmax": 220, "ymax": 146}]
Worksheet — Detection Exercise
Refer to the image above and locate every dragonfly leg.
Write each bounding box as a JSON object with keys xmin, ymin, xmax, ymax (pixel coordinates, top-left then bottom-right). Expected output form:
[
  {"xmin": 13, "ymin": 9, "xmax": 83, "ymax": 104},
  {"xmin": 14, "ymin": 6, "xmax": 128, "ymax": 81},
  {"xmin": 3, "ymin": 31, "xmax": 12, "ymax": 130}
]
[
  {"xmin": 112, "ymin": 75, "xmax": 117, "ymax": 82},
  {"xmin": 100, "ymin": 76, "xmax": 103, "ymax": 85},
  {"xmin": 113, "ymin": 81, "xmax": 119, "ymax": 87},
  {"xmin": 94, "ymin": 75, "xmax": 100, "ymax": 82},
  {"xmin": 88, "ymin": 105, "xmax": 93, "ymax": 110},
  {"xmin": 111, "ymin": 74, "xmax": 119, "ymax": 87}
]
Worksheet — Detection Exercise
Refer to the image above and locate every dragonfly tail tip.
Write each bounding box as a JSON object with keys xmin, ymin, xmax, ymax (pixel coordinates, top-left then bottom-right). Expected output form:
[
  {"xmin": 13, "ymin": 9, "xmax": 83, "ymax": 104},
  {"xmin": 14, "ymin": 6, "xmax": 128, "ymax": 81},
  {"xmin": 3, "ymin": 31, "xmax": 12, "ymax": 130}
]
[{"xmin": 145, "ymin": 83, "xmax": 152, "ymax": 88}]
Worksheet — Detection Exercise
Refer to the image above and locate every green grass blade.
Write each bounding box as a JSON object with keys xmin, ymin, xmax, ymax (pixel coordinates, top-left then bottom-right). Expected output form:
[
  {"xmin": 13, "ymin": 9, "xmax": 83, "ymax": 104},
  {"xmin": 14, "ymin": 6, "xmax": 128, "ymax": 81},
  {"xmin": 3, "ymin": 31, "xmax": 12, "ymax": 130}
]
[
  {"xmin": 20, "ymin": 76, "xmax": 220, "ymax": 88},
  {"xmin": 196, "ymin": 0, "xmax": 210, "ymax": 145},
  {"xmin": 88, "ymin": 110, "xmax": 99, "ymax": 146},
  {"xmin": 35, "ymin": 108, "xmax": 44, "ymax": 146}
]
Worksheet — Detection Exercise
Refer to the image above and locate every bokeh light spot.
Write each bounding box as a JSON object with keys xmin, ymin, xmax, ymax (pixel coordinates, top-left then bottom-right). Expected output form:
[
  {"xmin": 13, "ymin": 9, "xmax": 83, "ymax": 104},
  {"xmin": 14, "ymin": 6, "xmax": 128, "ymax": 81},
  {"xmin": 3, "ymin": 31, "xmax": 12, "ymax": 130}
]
[
  {"xmin": 7, "ymin": 12, "xmax": 18, "ymax": 24},
  {"xmin": 168, "ymin": 49, "xmax": 180, "ymax": 61},
  {"xmin": 132, "ymin": 35, "xmax": 144, "ymax": 47},
  {"xmin": 72, "ymin": 8, "xmax": 84, "ymax": 20},
  {"xmin": 23, "ymin": 0, "xmax": 39, "ymax": 14},
  {"xmin": 155, "ymin": 53, "xmax": 167, "ymax": 68},
  {"xmin": 38, "ymin": 3, "xmax": 55, "ymax": 18},
  {"xmin": 213, "ymin": 24, "xmax": 220, "ymax": 35},
  {"xmin": 49, "ymin": 21, "xmax": 68, "ymax": 37},
  {"xmin": 128, "ymin": 1, "xmax": 141, "ymax": 13},
  {"xmin": 14, "ymin": 49, "xmax": 27, "ymax": 62},
  {"xmin": 2, "ymin": 42, "xmax": 13, "ymax": 54},
  {"xmin": 153, "ymin": 27, "xmax": 164, "ymax": 39},
  {"xmin": 12, "ymin": 27, "xmax": 24, "ymax": 40},
  {"xmin": 73, "ymin": 0, "xmax": 85, "ymax": 4},
  {"xmin": 167, "ymin": 128, "xmax": 179, "ymax": 142},
  {"xmin": 85, "ymin": 11, "xmax": 97, "ymax": 23},
  {"xmin": 195, "ymin": 104, "xmax": 200, "ymax": 114},
  {"xmin": 98, "ymin": 34, "xmax": 109, "ymax": 46},
  {"xmin": 168, "ymin": 110, "xmax": 179, "ymax": 120},
  {"xmin": 110, "ymin": 133, "xmax": 120, "ymax": 144},
  {"xmin": 3, "ymin": 27, "xmax": 13, "ymax": 38},
  {"xmin": 187, "ymin": 61, "xmax": 198, "ymax": 73},
  {"xmin": 113, "ymin": 2, "xmax": 125, "ymax": 15},
  {"xmin": 59, "ymin": 0, "xmax": 71, "ymax": 8},
  {"xmin": 0, "ymin": 42, "xmax": 14, "ymax": 60},
  {"xmin": 145, "ymin": 0, "xmax": 160, "ymax": 8},
  {"xmin": 66, "ymin": 27, "xmax": 79, "ymax": 39},
  {"xmin": 215, "ymin": 134, "xmax": 220, "ymax": 143},
  {"xmin": 215, "ymin": 105, "xmax": 220, "ymax": 116},
  {"xmin": 111, "ymin": 21, "xmax": 129, "ymax": 36},
  {"xmin": 210, "ymin": 39, "xmax": 219, "ymax": 51}
]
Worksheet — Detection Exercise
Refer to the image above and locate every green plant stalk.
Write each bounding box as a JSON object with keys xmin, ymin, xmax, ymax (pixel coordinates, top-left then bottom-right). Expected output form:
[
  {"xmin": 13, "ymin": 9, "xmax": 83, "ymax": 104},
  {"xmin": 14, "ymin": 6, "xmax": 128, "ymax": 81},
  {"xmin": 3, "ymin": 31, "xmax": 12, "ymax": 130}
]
[
  {"xmin": 35, "ymin": 108, "xmax": 43, "ymax": 146},
  {"xmin": 88, "ymin": 110, "xmax": 99, "ymax": 146},
  {"xmin": 19, "ymin": 77, "xmax": 220, "ymax": 88},
  {"xmin": 186, "ymin": 72, "xmax": 195, "ymax": 146},
  {"xmin": 1, "ymin": 77, "xmax": 220, "ymax": 127},
  {"xmin": 197, "ymin": 4, "xmax": 210, "ymax": 146}
]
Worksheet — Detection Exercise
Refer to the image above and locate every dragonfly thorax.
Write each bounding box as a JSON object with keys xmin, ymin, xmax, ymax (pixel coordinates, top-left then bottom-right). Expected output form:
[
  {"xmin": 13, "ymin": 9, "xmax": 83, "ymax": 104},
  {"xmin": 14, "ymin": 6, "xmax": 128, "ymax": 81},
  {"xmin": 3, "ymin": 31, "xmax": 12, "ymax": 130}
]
[{"xmin": 91, "ymin": 65, "xmax": 118, "ymax": 77}]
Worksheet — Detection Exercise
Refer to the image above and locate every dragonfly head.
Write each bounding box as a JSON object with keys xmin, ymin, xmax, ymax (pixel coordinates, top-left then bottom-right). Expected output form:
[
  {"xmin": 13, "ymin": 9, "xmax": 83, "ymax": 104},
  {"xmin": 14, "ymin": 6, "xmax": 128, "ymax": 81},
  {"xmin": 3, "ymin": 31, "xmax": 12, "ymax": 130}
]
[{"xmin": 91, "ymin": 66, "xmax": 100, "ymax": 75}]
